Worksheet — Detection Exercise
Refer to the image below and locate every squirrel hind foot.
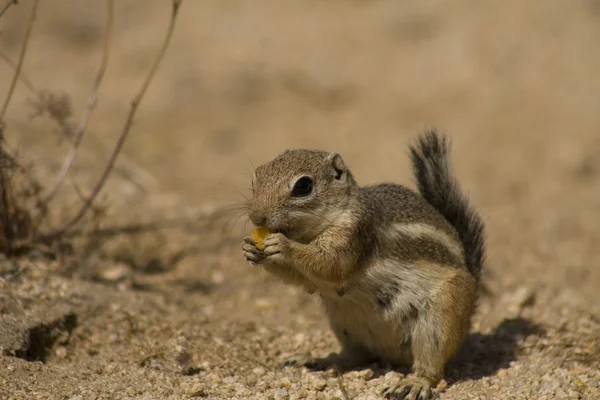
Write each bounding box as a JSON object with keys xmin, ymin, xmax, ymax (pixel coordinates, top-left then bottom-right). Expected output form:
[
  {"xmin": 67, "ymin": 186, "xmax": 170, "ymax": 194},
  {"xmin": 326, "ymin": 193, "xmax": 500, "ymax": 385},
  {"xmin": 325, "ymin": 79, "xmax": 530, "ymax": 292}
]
[{"xmin": 382, "ymin": 376, "xmax": 434, "ymax": 400}]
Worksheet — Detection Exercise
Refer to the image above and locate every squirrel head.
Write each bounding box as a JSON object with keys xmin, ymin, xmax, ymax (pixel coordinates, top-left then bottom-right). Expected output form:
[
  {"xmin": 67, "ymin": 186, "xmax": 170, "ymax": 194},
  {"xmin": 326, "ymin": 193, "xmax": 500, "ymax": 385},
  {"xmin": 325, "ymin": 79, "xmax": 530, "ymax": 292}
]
[{"xmin": 248, "ymin": 149, "xmax": 358, "ymax": 241}]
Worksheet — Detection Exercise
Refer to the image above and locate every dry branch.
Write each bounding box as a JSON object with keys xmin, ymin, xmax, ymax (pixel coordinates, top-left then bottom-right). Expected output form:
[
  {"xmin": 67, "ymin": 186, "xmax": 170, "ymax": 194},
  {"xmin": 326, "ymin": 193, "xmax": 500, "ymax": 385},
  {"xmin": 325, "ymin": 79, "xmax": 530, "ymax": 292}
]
[
  {"xmin": 0, "ymin": 0, "xmax": 18, "ymax": 20},
  {"xmin": 0, "ymin": 0, "xmax": 39, "ymax": 123},
  {"xmin": 338, "ymin": 374, "xmax": 351, "ymax": 400},
  {"xmin": 43, "ymin": 0, "xmax": 115, "ymax": 205},
  {"xmin": 38, "ymin": 0, "xmax": 184, "ymax": 241},
  {"xmin": 0, "ymin": 50, "xmax": 36, "ymax": 92},
  {"xmin": 0, "ymin": 0, "xmax": 39, "ymax": 255},
  {"xmin": 0, "ymin": 130, "xmax": 38, "ymax": 254}
]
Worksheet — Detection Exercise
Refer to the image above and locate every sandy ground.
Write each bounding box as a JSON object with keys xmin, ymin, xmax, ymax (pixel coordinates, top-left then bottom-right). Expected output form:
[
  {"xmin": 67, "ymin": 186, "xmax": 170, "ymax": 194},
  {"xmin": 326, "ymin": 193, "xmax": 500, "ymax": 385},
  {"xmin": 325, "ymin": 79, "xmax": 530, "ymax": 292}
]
[{"xmin": 1, "ymin": 1, "xmax": 600, "ymax": 399}]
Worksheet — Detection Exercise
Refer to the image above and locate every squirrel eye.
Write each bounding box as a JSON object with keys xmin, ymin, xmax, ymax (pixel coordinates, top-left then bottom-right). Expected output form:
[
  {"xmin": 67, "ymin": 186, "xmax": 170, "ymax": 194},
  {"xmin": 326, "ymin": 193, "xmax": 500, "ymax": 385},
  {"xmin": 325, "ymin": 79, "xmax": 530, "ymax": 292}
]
[{"xmin": 291, "ymin": 176, "xmax": 313, "ymax": 197}]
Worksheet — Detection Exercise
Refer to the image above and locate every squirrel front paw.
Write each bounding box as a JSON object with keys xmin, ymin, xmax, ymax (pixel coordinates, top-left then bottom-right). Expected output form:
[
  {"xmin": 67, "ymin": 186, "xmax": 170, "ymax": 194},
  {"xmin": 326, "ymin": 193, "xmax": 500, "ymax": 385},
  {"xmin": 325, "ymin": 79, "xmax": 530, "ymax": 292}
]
[
  {"xmin": 263, "ymin": 232, "xmax": 292, "ymax": 264},
  {"xmin": 242, "ymin": 236, "xmax": 265, "ymax": 265}
]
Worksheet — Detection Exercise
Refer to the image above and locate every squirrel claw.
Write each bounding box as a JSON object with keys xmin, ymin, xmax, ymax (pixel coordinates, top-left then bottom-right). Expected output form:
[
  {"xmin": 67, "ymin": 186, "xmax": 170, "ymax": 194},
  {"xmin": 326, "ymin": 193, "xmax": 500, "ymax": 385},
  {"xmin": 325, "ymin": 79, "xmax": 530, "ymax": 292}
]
[
  {"xmin": 281, "ymin": 356, "xmax": 306, "ymax": 368},
  {"xmin": 241, "ymin": 237, "xmax": 264, "ymax": 265},
  {"xmin": 263, "ymin": 233, "xmax": 291, "ymax": 263},
  {"xmin": 282, "ymin": 355, "xmax": 334, "ymax": 371},
  {"xmin": 382, "ymin": 377, "xmax": 434, "ymax": 400}
]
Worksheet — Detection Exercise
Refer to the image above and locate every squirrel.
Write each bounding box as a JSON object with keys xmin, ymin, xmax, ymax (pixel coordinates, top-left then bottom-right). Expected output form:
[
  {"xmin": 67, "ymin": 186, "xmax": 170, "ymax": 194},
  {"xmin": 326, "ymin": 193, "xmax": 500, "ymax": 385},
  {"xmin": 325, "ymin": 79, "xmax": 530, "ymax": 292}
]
[{"xmin": 241, "ymin": 129, "xmax": 485, "ymax": 400}]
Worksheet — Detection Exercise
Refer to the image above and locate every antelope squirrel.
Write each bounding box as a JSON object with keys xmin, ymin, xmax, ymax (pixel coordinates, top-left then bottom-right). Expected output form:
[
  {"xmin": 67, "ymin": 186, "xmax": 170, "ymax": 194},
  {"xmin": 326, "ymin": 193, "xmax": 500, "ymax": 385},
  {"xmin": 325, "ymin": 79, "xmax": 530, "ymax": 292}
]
[{"xmin": 241, "ymin": 130, "xmax": 485, "ymax": 400}]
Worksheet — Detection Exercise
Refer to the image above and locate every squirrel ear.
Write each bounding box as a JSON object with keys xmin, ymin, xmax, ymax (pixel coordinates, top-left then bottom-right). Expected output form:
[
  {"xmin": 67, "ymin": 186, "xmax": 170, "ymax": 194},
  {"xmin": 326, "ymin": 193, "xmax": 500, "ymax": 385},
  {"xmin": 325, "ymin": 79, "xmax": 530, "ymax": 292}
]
[{"xmin": 328, "ymin": 152, "xmax": 345, "ymax": 180}]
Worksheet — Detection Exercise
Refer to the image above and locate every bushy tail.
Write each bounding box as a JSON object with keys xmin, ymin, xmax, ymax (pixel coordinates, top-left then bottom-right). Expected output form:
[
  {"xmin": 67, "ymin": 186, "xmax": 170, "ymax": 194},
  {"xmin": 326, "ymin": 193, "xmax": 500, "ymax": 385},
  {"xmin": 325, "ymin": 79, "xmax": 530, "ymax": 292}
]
[{"xmin": 409, "ymin": 129, "xmax": 485, "ymax": 282}]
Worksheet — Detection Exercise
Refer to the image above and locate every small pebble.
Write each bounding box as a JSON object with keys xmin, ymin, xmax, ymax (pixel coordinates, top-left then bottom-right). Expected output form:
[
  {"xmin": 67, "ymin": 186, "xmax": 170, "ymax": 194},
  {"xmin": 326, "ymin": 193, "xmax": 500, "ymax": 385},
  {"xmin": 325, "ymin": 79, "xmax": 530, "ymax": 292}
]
[
  {"xmin": 236, "ymin": 387, "xmax": 251, "ymax": 397},
  {"xmin": 97, "ymin": 264, "xmax": 131, "ymax": 282},
  {"xmin": 568, "ymin": 390, "xmax": 581, "ymax": 399},
  {"xmin": 54, "ymin": 346, "xmax": 67, "ymax": 358},
  {"xmin": 383, "ymin": 371, "xmax": 398, "ymax": 382},
  {"xmin": 311, "ymin": 377, "xmax": 327, "ymax": 391},
  {"xmin": 187, "ymin": 383, "xmax": 206, "ymax": 397},
  {"xmin": 280, "ymin": 377, "xmax": 292, "ymax": 388},
  {"xmin": 255, "ymin": 298, "xmax": 272, "ymax": 310}
]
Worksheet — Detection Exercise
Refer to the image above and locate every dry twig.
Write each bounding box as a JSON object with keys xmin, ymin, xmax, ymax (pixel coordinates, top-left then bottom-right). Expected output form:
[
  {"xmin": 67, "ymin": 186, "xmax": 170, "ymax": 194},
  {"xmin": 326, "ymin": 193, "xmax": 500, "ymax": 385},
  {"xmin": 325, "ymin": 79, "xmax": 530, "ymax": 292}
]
[
  {"xmin": 43, "ymin": 0, "xmax": 115, "ymax": 204},
  {"xmin": 39, "ymin": 0, "xmax": 184, "ymax": 241},
  {"xmin": 0, "ymin": 0, "xmax": 18, "ymax": 20},
  {"xmin": 0, "ymin": 50, "xmax": 36, "ymax": 92},
  {"xmin": 0, "ymin": 0, "xmax": 39, "ymax": 255},
  {"xmin": 0, "ymin": 130, "xmax": 38, "ymax": 254},
  {"xmin": 338, "ymin": 373, "xmax": 351, "ymax": 400},
  {"xmin": 0, "ymin": 0, "xmax": 39, "ymax": 123}
]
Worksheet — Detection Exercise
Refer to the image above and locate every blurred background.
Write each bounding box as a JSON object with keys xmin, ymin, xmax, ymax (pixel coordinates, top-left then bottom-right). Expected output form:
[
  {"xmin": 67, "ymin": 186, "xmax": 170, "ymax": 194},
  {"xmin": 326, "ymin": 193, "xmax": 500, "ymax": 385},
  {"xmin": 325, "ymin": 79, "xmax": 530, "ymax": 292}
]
[
  {"xmin": 2, "ymin": 0, "xmax": 599, "ymax": 200},
  {"xmin": 1, "ymin": 1, "xmax": 599, "ymax": 399}
]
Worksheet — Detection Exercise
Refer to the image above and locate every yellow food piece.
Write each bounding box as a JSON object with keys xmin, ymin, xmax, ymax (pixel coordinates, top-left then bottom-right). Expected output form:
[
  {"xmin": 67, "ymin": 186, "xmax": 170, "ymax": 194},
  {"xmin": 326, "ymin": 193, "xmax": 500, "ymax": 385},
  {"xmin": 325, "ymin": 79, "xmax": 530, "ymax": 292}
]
[{"xmin": 251, "ymin": 227, "xmax": 271, "ymax": 250}]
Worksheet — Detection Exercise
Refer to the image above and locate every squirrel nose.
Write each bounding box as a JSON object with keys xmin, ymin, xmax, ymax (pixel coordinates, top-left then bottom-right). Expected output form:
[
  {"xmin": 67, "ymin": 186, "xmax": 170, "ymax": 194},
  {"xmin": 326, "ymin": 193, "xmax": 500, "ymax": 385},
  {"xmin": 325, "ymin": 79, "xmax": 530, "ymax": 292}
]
[{"xmin": 249, "ymin": 212, "xmax": 267, "ymax": 227}]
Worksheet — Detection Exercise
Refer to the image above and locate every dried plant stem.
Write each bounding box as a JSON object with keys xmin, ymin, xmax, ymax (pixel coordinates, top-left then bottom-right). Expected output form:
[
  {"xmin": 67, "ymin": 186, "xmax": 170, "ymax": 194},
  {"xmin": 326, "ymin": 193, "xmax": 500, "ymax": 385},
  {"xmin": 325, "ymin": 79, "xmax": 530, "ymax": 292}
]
[
  {"xmin": 0, "ymin": 50, "xmax": 36, "ymax": 92},
  {"xmin": 73, "ymin": 133, "xmax": 158, "ymax": 192},
  {"xmin": 39, "ymin": 0, "xmax": 184, "ymax": 241},
  {"xmin": 338, "ymin": 374, "xmax": 351, "ymax": 400},
  {"xmin": 0, "ymin": 0, "xmax": 18, "ymax": 20},
  {"xmin": 0, "ymin": 132, "xmax": 14, "ymax": 252},
  {"xmin": 0, "ymin": 0, "xmax": 39, "ymax": 123},
  {"xmin": 43, "ymin": 0, "xmax": 115, "ymax": 205}
]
